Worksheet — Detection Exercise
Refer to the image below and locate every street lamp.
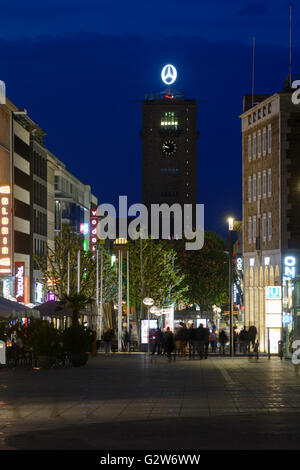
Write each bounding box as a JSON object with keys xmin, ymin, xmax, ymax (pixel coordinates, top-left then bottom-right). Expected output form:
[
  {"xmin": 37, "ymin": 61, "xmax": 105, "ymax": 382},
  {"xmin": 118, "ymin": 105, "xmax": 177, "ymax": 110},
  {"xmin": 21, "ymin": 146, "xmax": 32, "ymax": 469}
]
[
  {"xmin": 143, "ymin": 297, "xmax": 154, "ymax": 354},
  {"xmin": 228, "ymin": 217, "xmax": 234, "ymax": 357}
]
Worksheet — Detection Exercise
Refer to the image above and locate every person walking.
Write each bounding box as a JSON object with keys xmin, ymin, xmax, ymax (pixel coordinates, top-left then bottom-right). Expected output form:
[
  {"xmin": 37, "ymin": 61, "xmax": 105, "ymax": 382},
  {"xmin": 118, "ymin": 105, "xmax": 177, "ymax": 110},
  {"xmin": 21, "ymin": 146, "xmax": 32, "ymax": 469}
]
[
  {"xmin": 165, "ymin": 327, "xmax": 175, "ymax": 362},
  {"xmin": 123, "ymin": 328, "xmax": 129, "ymax": 352},
  {"xmin": 103, "ymin": 328, "xmax": 114, "ymax": 356},
  {"xmin": 196, "ymin": 323, "xmax": 206, "ymax": 359},
  {"xmin": 239, "ymin": 327, "xmax": 249, "ymax": 354},
  {"xmin": 203, "ymin": 325, "xmax": 210, "ymax": 359},
  {"xmin": 188, "ymin": 323, "xmax": 197, "ymax": 359},
  {"xmin": 219, "ymin": 329, "xmax": 228, "ymax": 355},
  {"xmin": 151, "ymin": 328, "xmax": 162, "ymax": 355},
  {"xmin": 178, "ymin": 323, "xmax": 188, "ymax": 357},
  {"xmin": 209, "ymin": 331, "xmax": 217, "ymax": 353},
  {"xmin": 248, "ymin": 325, "xmax": 257, "ymax": 351}
]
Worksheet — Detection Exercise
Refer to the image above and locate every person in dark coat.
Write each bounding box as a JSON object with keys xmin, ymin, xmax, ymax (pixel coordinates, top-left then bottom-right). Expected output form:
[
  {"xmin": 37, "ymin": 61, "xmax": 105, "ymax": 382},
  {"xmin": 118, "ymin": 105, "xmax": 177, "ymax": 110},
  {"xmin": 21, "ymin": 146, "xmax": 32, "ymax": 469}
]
[
  {"xmin": 196, "ymin": 323, "xmax": 206, "ymax": 359},
  {"xmin": 178, "ymin": 323, "xmax": 188, "ymax": 357},
  {"xmin": 188, "ymin": 323, "xmax": 197, "ymax": 359},
  {"xmin": 219, "ymin": 329, "xmax": 228, "ymax": 355},
  {"xmin": 239, "ymin": 327, "xmax": 249, "ymax": 354},
  {"xmin": 165, "ymin": 327, "xmax": 175, "ymax": 362},
  {"xmin": 203, "ymin": 326, "xmax": 210, "ymax": 359},
  {"xmin": 103, "ymin": 328, "xmax": 114, "ymax": 356},
  {"xmin": 248, "ymin": 325, "xmax": 257, "ymax": 350},
  {"xmin": 151, "ymin": 328, "xmax": 162, "ymax": 355}
]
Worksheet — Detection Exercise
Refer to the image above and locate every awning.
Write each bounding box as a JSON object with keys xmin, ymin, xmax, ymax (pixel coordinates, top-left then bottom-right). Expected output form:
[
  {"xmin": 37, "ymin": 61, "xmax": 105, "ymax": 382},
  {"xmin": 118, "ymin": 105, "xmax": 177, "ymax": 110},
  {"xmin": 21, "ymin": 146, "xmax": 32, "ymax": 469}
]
[{"xmin": 0, "ymin": 296, "xmax": 40, "ymax": 321}]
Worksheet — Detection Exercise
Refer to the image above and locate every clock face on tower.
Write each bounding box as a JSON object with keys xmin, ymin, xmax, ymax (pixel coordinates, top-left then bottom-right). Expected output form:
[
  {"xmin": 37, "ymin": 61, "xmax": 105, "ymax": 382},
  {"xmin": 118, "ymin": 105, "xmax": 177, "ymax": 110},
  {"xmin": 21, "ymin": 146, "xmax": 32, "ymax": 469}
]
[{"xmin": 162, "ymin": 139, "xmax": 177, "ymax": 156}]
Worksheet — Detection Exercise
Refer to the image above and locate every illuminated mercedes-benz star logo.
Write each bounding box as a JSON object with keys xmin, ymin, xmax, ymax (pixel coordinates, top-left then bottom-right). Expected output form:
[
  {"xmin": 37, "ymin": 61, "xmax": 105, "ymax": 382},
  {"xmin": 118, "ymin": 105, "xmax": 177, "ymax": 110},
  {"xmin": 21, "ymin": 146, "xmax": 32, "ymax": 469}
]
[{"xmin": 161, "ymin": 64, "xmax": 177, "ymax": 85}]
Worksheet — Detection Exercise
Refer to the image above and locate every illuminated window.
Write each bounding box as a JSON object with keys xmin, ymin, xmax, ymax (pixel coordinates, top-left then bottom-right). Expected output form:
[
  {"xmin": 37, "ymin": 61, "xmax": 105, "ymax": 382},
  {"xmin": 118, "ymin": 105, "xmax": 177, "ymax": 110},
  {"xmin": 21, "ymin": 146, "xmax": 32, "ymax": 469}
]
[
  {"xmin": 263, "ymin": 214, "xmax": 267, "ymax": 241},
  {"xmin": 248, "ymin": 217, "xmax": 252, "ymax": 243},
  {"xmin": 253, "ymin": 133, "xmax": 256, "ymax": 160},
  {"xmin": 114, "ymin": 238, "xmax": 128, "ymax": 245},
  {"xmin": 268, "ymin": 168, "xmax": 272, "ymax": 197},
  {"xmin": 268, "ymin": 124, "xmax": 272, "ymax": 154},
  {"xmin": 263, "ymin": 170, "xmax": 266, "ymax": 198},
  {"xmin": 253, "ymin": 174, "xmax": 256, "ymax": 202},
  {"xmin": 248, "ymin": 136, "xmax": 251, "ymax": 162},
  {"xmin": 248, "ymin": 176, "xmax": 252, "ymax": 202},
  {"xmin": 268, "ymin": 212, "xmax": 272, "ymax": 241},
  {"xmin": 161, "ymin": 112, "xmax": 178, "ymax": 129}
]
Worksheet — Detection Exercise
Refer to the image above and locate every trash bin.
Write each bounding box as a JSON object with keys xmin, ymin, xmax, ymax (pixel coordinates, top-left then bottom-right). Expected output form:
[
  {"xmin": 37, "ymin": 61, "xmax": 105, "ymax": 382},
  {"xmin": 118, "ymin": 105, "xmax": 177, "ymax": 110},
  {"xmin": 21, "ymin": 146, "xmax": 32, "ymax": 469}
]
[{"xmin": 0, "ymin": 340, "xmax": 6, "ymax": 365}]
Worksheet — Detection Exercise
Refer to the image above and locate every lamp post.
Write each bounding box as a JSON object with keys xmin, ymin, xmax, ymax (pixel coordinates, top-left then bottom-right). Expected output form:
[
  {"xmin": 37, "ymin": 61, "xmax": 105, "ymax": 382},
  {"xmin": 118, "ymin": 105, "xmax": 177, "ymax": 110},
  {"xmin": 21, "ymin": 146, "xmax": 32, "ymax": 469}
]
[
  {"xmin": 143, "ymin": 297, "xmax": 154, "ymax": 354},
  {"xmin": 228, "ymin": 217, "xmax": 234, "ymax": 357}
]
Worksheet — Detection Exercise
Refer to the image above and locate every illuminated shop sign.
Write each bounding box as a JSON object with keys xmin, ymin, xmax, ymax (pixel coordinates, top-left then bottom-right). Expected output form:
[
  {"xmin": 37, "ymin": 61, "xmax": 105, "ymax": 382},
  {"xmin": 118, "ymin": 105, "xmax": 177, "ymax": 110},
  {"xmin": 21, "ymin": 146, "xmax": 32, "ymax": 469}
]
[
  {"xmin": 35, "ymin": 281, "xmax": 44, "ymax": 304},
  {"xmin": 236, "ymin": 257, "xmax": 243, "ymax": 271},
  {"xmin": 141, "ymin": 319, "xmax": 158, "ymax": 344},
  {"xmin": 2, "ymin": 279, "xmax": 11, "ymax": 299},
  {"xmin": 266, "ymin": 286, "xmax": 281, "ymax": 300},
  {"xmin": 233, "ymin": 282, "xmax": 239, "ymax": 304},
  {"xmin": 90, "ymin": 209, "xmax": 98, "ymax": 252},
  {"xmin": 283, "ymin": 314, "xmax": 293, "ymax": 325},
  {"xmin": 161, "ymin": 64, "xmax": 177, "ymax": 86},
  {"xmin": 0, "ymin": 186, "xmax": 11, "ymax": 275},
  {"xmin": 80, "ymin": 223, "xmax": 89, "ymax": 235},
  {"xmin": 283, "ymin": 256, "xmax": 296, "ymax": 280},
  {"xmin": 14, "ymin": 262, "xmax": 25, "ymax": 303},
  {"xmin": 48, "ymin": 292, "xmax": 55, "ymax": 302}
]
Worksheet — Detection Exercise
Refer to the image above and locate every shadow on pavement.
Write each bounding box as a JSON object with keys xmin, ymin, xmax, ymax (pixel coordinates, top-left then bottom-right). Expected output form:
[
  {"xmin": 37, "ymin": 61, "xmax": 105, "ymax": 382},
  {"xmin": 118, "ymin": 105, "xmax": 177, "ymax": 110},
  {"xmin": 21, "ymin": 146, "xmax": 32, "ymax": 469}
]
[{"xmin": 5, "ymin": 413, "xmax": 300, "ymax": 450}]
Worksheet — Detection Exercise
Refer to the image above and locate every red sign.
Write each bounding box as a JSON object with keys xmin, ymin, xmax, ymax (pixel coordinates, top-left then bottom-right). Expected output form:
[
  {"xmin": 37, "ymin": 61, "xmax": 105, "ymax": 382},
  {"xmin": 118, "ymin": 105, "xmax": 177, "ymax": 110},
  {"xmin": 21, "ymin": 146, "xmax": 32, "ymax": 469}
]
[
  {"xmin": 0, "ymin": 185, "xmax": 11, "ymax": 275},
  {"xmin": 90, "ymin": 209, "xmax": 98, "ymax": 252},
  {"xmin": 15, "ymin": 262, "xmax": 25, "ymax": 303}
]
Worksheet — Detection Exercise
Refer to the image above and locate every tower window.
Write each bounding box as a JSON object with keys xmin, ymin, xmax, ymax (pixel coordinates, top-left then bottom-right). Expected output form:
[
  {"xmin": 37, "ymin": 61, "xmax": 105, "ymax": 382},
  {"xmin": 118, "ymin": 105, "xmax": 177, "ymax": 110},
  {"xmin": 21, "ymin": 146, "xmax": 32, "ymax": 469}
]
[
  {"xmin": 161, "ymin": 168, "xmax": 179, "ymax": 175},
  {"xmin": 161, "ymin": 111, "xmax": 178, "ymax": 129}
]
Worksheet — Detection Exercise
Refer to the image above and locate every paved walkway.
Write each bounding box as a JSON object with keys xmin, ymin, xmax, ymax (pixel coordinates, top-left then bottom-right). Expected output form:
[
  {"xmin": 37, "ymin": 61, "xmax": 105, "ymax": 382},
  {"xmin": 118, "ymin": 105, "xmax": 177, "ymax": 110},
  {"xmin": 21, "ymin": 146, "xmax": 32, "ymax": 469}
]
[{"xmin": 1, "ymin": 355, "xmax": 300, "ymax": 449}]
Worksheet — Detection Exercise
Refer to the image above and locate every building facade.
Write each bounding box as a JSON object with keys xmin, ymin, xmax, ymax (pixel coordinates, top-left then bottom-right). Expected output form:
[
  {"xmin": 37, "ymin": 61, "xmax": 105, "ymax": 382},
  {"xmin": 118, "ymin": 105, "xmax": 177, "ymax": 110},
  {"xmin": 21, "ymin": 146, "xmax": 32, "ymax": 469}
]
[
  {"xmin": 141, "ymin": 94, "xmax": 198, "ymax": 233},
  {"xmin": 241, "ymin": 86, "xmax": 300, "ymax": 353},
  {"xmin": 52, "ymin": 155, "xmax": 97, "ymax": 249},
  {"xmin": 0, "ymin": 97, "xmax": 98, "ymax": 306}
]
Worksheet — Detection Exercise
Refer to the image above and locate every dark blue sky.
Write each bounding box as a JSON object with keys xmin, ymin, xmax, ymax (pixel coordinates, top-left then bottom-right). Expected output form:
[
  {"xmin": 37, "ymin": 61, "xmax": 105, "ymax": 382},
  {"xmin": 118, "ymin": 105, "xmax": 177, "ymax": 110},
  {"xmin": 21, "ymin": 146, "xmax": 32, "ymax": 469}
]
[{"xmin": 1, "ymin": 0, "xmax": 299, "ymax": 237}]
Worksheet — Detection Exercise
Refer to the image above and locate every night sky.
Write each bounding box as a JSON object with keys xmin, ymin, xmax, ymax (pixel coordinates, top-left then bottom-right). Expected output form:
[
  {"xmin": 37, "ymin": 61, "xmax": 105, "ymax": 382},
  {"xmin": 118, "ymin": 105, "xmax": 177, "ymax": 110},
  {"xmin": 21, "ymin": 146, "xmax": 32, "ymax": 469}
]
[{"xmin": 1, "ymin": 0, "xmax": 299, "ymax": 238}]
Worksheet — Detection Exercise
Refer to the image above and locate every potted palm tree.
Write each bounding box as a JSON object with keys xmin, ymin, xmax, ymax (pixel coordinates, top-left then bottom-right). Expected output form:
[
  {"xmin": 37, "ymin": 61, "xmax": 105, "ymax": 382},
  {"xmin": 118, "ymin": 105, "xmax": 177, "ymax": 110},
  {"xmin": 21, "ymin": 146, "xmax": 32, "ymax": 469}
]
[
  {"xmin": 62, "ymin": 324, "xmax": 94, "ymax": 366},
  {"xmin": 57, "ymin": 294, "xmax": 94, "ymax": 366},
  {"xmin": 30, "ymin": 320, "xmax": 61, "ymax": 369}
]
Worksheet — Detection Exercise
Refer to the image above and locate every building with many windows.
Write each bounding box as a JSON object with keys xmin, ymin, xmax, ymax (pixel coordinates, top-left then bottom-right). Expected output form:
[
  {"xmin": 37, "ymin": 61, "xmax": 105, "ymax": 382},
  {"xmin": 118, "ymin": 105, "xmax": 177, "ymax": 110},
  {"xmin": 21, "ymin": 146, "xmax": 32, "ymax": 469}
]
[
  {"xmin": 0, "ymin": 97, "xmax": 98, "ymax": 305},
  {"xmin": 51, "ymin": 153, "xmax": 97, "ymax": 249},
  {"xmin": 241, "ymin": 83, "xmax": 300, "ymax": 353},
  {"xmin": 141, "ymin": 92, "xmax": 198, "ymax": 234}
]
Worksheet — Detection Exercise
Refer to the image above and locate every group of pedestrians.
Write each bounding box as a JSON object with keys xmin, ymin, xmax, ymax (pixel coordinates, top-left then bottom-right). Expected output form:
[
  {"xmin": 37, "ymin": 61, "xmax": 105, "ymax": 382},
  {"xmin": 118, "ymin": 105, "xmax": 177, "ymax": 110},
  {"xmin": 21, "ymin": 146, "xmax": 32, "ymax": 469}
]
[
  {"xmin": 101, "ymin": 325, "xmax": 133, "ymax": 355},
  {"xmin": 151, "ymin": 323, "xmax": 228, "ymax": 361},
  {"xmin": 101, "ymin": 323, "xmax": 259, "ymax": 359}
]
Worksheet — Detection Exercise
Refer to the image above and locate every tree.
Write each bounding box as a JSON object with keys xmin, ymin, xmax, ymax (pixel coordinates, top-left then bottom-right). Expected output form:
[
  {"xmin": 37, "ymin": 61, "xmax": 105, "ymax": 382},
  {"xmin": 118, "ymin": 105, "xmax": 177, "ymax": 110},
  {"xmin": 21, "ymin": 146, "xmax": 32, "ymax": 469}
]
[
  {"xmin": 57, "ymin": 293, "xmax": 93, "ymax": 325},
  {"xmin": 35, "ymin": 224, "xmax": 117, "ymax": 304},
  {"xmin": 173, "ymin": 231, "xmax": 228, "ymax": 310},
  {"xmin": 125, "ymin": 238, "xmax": 188, "ymax": 339}
]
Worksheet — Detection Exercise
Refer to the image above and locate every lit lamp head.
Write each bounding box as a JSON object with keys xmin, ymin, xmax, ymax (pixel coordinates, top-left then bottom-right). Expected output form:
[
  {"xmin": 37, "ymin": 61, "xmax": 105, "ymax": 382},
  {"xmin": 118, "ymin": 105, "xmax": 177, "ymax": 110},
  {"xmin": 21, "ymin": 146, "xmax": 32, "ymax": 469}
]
[
  {"xmin": 228, "ymin": 217, "xmax": 234, "ymax": 231},
  {"xmin": 143, "ymin": 297, "xmax": 154, "ymax": 307},
  {"xmin": 150, "ymin": 306, "xmax": 161, "ymax": 316}
]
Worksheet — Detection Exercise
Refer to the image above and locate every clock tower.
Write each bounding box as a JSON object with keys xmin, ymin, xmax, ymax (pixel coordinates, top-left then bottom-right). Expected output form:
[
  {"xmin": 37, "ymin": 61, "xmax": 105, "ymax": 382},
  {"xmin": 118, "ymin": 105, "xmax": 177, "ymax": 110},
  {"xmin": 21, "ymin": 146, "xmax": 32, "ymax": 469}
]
[{"xmin": 141, "ymin": 69, "xmax": 198, "ymax": 218}]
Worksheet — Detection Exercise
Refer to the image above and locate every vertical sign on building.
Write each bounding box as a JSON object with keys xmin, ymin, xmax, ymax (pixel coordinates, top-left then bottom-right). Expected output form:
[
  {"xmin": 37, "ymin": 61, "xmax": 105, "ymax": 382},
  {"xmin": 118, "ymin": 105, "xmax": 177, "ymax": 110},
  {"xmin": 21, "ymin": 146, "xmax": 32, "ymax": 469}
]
[
  {"xmin": 90, "ymin": 209, "xmax": 98, "ymax": 252},
  {"xmin": 15, "ymin": 262, "xmax": 25, "ymax": 303},
  {"xmin": 0, "ymin": 185, "xmax": 11, "ymax": 275}
]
